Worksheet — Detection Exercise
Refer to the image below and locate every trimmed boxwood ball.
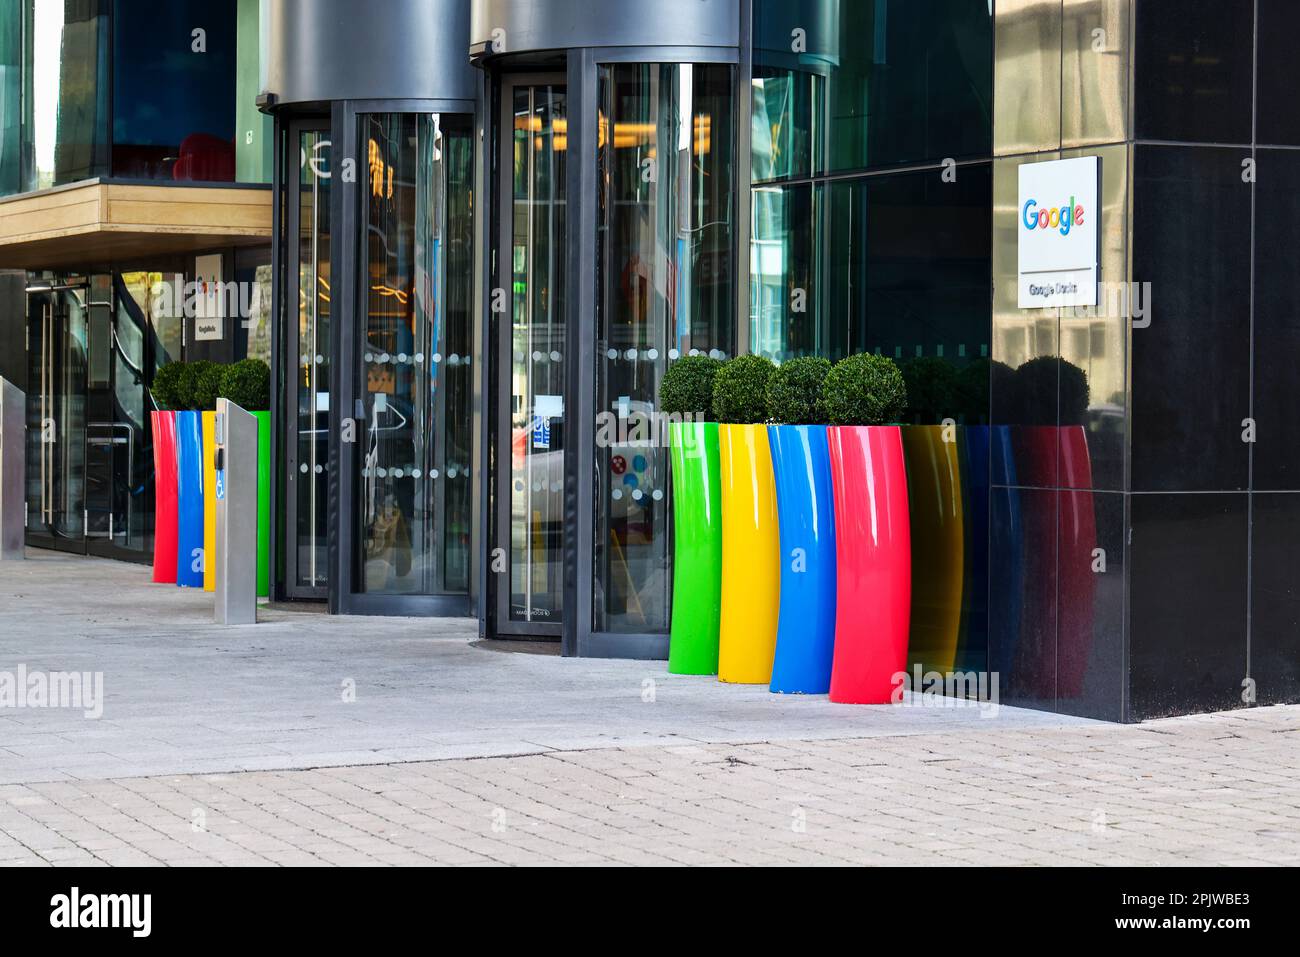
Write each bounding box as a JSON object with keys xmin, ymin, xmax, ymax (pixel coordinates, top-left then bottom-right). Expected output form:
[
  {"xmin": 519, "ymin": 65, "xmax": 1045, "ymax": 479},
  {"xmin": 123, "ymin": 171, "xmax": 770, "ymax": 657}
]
[
  {"xmin": 766, "ymin": 356, "xmax": 831, "ymax": 425},
  {"xmin": 191, "ymin": 361, "xmax": 224, "ymax": 412},
  {"xmin": 219, "ymin": 358, "xmax": 272, "ymax": 412},
  {"xmin": 175, "ymin": 360, "xmax": 216, "ymax": 411},
  {"xmin": 150, "ymin": 361, "xmax": 186, "ymax": 411},
  {"xmin": 712, "ymin": 354, "xmax": 776, "ymax": 424},
  {"xmin": 820, "ymin": 353, "xmax": 908, "ymax": 426},
  {"xmin": 658, "ymin": 354, "xmax": 722, "ymax": 420},
  {"xmin": 900, "ymin": 356, "xmax": 960, "ymax": 423},
  {"xmin": 1013, "ymin": 356, "xmax": 1089, "ymax": 425},
  {"xmin": 955, "ymin": 357, "xmax": 992, "ymax": 422}
]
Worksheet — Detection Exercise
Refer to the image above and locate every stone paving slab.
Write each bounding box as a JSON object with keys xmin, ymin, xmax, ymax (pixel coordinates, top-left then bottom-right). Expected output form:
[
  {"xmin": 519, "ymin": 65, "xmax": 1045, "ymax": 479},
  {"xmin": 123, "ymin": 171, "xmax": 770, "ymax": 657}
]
[
  {"xmin": 1, "ymin": 551, "xmax": 1094, "ymax": 784},
  {"xmin": 1, "ymin": 707, "xmax": 1297, "ymax": 866}
]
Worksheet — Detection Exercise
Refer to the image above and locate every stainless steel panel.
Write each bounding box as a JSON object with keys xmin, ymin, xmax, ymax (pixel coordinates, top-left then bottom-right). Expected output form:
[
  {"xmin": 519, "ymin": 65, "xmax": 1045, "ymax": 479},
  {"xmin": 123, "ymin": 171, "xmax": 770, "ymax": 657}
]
[
  {"xmin": 266, "ymin": 0, "xmax": 477, "ymax": 107},
  {"xmin": 995, "ymin": 0, "xmax": 1063, "ymax": 156},
  {"xmin": 470, "ymin": 0, "xmax": 740, "ymax": 58},
  {"xmin": 214, "ymin": 400, "xmax": 259, "ymax": 625},
  {"xmin": 1062, "ymin": 0, "xmax": 1130, "ymax": 148},
  {"xmin": 0, "ymin": 377, "xmax": 24, "ymax": 560}
]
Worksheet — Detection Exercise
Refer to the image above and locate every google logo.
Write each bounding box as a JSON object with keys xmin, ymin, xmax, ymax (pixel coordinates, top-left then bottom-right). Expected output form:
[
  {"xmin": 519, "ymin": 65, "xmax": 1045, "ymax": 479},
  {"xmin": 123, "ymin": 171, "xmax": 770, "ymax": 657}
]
[{"xmin": 1022, "ymin": 196, "xmax": 1085, "ymax": 236}]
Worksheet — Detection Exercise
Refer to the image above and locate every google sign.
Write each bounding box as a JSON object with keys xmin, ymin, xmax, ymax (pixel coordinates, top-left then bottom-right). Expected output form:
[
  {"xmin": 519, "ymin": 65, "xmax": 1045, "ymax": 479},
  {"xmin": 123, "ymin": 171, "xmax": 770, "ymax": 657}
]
[
  {"xmin": 1022, "ymin": 197, "xmax": 1085, "ymax": 236},
  {"xmin": 1017, "ymin": 156, "xmax": 1100, "ymax": 308}
]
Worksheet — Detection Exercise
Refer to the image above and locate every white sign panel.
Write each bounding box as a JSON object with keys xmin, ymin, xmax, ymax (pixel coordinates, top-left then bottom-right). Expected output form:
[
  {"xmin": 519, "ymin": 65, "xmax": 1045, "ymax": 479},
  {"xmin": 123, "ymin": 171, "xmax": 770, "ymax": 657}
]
[
  {"xmin": 194, "ymin": 253, "xmax": 225, "ymax": 340},
  {"xmin": 1017, "ymin": 156, "xmax": 1100, "ymax": 308}
]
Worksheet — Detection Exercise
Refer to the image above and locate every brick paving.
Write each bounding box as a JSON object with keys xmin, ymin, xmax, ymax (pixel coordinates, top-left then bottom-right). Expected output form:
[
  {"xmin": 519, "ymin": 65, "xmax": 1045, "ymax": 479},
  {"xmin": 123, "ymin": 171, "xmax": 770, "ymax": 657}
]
[{"xmin": 3, "ymin": 707, "xmax": 1297, "ymax": 866}]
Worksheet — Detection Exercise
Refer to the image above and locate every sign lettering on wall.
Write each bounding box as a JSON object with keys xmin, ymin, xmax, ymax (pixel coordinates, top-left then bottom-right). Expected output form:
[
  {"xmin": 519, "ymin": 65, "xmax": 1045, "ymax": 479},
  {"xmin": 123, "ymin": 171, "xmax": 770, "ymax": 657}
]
[
  {"xmin": 194, "ymin": 253, "xmax": 225, "ymax": 341},
  {"xmin": 1017, "ymin": 156, "xmax": 1100, "ymax": 308}
]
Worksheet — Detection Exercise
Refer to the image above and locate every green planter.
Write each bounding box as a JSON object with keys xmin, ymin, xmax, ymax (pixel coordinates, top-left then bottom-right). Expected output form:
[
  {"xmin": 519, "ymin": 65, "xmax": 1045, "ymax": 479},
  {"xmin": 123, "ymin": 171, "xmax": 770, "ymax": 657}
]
[
  {"xmin": 252, "ymin": 410, "xmax": 271, "ymax": 598},
  {"xmin": 667, "ymin": 421, "xmax": 723, "ymax": 674}
]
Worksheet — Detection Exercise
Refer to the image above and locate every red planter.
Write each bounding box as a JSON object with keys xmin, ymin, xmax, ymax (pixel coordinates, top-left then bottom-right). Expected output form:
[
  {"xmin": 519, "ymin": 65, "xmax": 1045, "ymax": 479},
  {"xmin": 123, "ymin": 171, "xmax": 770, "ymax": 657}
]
[
  {"xmin": 1057, "ymin": 425, "xmax": 1097, "ymax": 699},
  {"xmin": 151, "ymin": 411, "xmax": 179, "ymax": 584},
  {"xmin": 827, "ymin": 425, "xmax": 911, "ymax": 704}
]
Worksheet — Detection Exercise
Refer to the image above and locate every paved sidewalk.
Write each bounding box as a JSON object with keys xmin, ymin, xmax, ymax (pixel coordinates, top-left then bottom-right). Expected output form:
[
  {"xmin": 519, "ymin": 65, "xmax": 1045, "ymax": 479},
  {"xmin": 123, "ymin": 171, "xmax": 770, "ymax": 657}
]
[
  {"xmin": 2, "ymin": 708, "xmax": 1298, "ymax": 866},
  {"xmin": 1, "ymin": 551, "xmax": 1090, "ymax": 784},
  {"xmin": 2, "ymin": 551, "xmax": 1298, "ymax": 866}
]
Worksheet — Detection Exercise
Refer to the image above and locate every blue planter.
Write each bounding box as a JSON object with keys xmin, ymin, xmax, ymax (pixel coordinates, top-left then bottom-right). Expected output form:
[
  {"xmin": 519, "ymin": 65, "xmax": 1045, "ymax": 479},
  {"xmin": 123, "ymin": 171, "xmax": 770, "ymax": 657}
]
[
  {"xmin": 175, "ymin": 410, "xmax": 205, "ymax": 588},
  {"xmin": 767, "ymin": 424, "xmax": 837, "ymax": 694},
  {"xmin": 988, "ymin": 425, "xmax": 1022, "ymax": 680},
  {"xmin": 960, "ymin": 425, "xmax": 990, "ymax": 673}
]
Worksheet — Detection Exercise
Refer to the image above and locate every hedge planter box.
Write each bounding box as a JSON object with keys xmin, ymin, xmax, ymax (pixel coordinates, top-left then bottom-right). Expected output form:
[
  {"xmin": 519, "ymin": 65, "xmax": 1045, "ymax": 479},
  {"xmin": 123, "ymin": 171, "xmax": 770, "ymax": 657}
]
[
  {"xmin": 827, "ymin": 425, "xmax": 911, "ymax": 704},
  {"xmin": 150, "ymin": 411, "xmax": 179, "ymax": 584},
  {"xmin": 175, "ymin": 410, "xmax": 205, "ymax": 588},
  {"xmin": 666, "ymin": 420, "xmax": 722, "ymax": 674},
  {"xmin": 767, "ymin": 424, "xmax": 836, "ymax": 695},
  {"xmin": 717, "ymin": 423, "xmax": 780, "ymax": 684},
  {"xmin": 901, "ymin": 425, "xmax": 964, "ymax": 676}
]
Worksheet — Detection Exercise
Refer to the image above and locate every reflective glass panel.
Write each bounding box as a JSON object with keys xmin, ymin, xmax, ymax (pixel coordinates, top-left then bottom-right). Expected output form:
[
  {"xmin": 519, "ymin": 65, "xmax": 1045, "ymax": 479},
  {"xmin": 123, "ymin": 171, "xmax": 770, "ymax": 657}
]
[
  {"xmin": 594, "ymin": 63, "xmax": 735, "ymax": 635},
  {"xmin": 359, "ymin": 112, "xmax": 474, "ymax": 595},
  {"xmin": 296, "ymin": 129, "xmax": 330, "ymax": 588},
  {"xmin": 508, "ymin": 85, "xmax": 567, "ymax": 623}
]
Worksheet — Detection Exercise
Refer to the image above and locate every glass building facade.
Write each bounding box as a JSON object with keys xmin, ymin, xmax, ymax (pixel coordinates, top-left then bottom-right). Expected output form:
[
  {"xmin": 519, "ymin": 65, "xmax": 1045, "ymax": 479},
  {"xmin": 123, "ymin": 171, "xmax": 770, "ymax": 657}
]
[
  {"xmin": 3, "ymin": 0, "xmax": 1293, "ymax": 723},
  {"xmin": 0, "ymin": 0, "xmax": 273, "ymax": 565}
]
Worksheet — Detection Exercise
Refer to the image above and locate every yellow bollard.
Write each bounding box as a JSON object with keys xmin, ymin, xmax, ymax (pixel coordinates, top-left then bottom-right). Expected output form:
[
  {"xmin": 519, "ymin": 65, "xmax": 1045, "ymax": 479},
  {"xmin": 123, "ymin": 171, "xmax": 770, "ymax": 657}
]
[
  {"xmin": 202, "ymin": 410, "xmax": 217, "ymax": 592},
  {"xmin": 717, "ymin": 423, "xmax": 781, "ymax": 684}
]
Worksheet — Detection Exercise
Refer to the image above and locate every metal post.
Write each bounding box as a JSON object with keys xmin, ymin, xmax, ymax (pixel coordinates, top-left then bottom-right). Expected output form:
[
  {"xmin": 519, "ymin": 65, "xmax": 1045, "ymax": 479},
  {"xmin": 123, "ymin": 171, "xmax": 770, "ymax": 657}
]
[
  {"xmin": 214, "ymin": 398, "xmax": 259, "ymax": 624},
  {"xmin": 0, "ymin": 377, "xmax": 24, "ymax": 561}
]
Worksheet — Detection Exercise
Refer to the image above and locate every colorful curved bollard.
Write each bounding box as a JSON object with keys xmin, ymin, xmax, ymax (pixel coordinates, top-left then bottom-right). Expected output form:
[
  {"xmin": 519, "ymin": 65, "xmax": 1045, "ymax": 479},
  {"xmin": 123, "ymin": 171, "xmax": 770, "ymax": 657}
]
[
  {"xmin": 253, "ymin": 410, "xmax": 272, "ymax": 598},
  {"xmin": 1057, "ymin": 425, "xmax": 1097, "ymax": 699},
  {"xmin": 901, "ymin": 425, "xmax": 965, "ymax": 675},
  {"xmin": 150, "ymin": 411, "xmax": 179, "ymax": 584},
  {"xmin": 827, "ymin": 425, "xmax": 911, "ymax": 704},
  {"xmin": 768, "ymin": 424, "xmax": 836, "ymax": 695},
  {"xmin": 666, "ymin": 420, "xmax": 722, "ymax": 675},
  {"xmin": 202, "ymin": 411, "xmax": 218, "ymax": 592},
  {"xmin": 988, "ymin": 425, "xmax": 1024, "ymax": 685},
  {"xmin": 717, "ymin": 423, "xmax": 780, "ymax": 684},
  {"xmin": 959, "ymin": 425, "xmax": 991, "ymax": 673},
  {"xmin": 175, "ymin": 410, "xmax": 205, "ymax": 588}
]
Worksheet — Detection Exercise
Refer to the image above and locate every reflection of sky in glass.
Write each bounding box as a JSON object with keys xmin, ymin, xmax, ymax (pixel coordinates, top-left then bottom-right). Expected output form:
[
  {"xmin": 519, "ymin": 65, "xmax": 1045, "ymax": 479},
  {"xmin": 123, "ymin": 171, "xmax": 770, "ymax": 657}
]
[{"xmin": 33, "ymin": 0, "xmax": 64, "ymax": 188}]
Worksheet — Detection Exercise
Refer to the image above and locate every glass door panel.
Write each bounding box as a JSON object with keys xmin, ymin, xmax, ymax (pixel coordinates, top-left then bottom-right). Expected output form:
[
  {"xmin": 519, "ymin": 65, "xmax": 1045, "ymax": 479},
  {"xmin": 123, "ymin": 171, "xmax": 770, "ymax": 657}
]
[
  {"xmin": 287, "ymin": 126, "xmax": 331, "ymax": 595},
  {"xmin": 25, "ymin": 286, "xmax": 89, "ymax": 550},
  {"xmin": 500, "ymin": 82, "xmax": 567, "ymax": 629},
  {"xmin": 356, "ymin": 111, "xmax": 474, "ymax": 596}
]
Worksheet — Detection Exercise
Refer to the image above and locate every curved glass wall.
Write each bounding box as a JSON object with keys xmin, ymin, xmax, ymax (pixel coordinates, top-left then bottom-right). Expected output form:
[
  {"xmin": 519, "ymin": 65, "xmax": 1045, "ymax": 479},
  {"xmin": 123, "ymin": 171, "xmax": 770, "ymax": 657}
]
[
  {"xmin": 593, "ymin": 62, "xmax": 735, "ymax": 635},
  {"xmin": 358, "ymin": 112, "xmax": 474, "ymax": 596}
]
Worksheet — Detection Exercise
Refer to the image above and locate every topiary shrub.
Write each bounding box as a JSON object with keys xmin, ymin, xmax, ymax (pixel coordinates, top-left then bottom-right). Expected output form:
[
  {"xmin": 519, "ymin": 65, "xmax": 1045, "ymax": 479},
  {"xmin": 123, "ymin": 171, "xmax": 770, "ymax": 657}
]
[
  {"xmin": 766, "ymin": 356, "xmax": 831, "ymax": 425},
  {"xmin": 150, "ymin": 361, "xmax": 186, "ymax": 411},
  {"xmin": 192, "ymin": 361, "xmax": 224, "ymax": 412},
  {"xmin": 658, "ymin": 354, "xmax": 722, "ymax": 421},
  {"xmin": 177, "ymin": 360, "xmax": 218, "ymax": 411},
  {"xmin": 1012, "ymin": 356, "xmax": 1089, "ymax": 426},
  {"xmin": 820, "ymin": 353, "xmax": 908, "ymax": 426},
  {"xmin": 219, "ymin": 358, "xmax": 271, "ymax": 411},
  {"xmin": 712, "ymin": 354, "xmax": 776, "ymax": 424},
  {"xmin": 955, "ymin": 357, "xmax": 991, "ymax": 423},
  {"xmin": 900, "ymin": 356, "xmax": 961, "ymax": 423}
]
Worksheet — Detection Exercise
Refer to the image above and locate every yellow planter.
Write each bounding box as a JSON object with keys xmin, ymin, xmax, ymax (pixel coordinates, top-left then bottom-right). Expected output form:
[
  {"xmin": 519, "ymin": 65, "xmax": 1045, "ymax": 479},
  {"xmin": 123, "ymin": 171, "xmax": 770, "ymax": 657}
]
[
  {"xmin": 202, "ymin": 410, "xmax": 217, "ymax": 592},
  {"xmin": 717, "ymin": 423, "xmax": 781, "ymax": 684},
  {"xmin": 901, "ymin": 425, "xmax": 965, "ymax": 673}
]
